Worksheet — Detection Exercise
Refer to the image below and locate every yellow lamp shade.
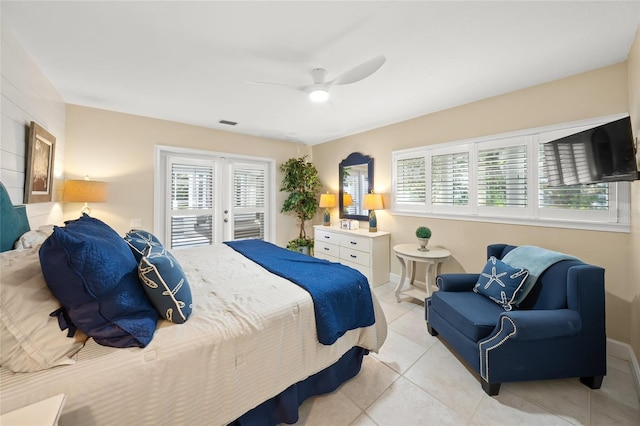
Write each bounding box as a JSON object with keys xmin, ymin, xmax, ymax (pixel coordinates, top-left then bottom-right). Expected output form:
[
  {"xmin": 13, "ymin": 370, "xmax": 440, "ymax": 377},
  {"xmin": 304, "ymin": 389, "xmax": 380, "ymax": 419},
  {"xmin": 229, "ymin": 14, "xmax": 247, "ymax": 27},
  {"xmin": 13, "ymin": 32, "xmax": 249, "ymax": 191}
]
[
  {"xmin": 362, "ymin": 193, "xmax": 384, "ymax": 211},
  {"xmin": 319, "ymin": 193, "xmax": 336, "ymax": 208},
  {"xmin": 343, "ymin": 193, "xmax": 353, "ymax": 207},
  {"xmin": 63, "ymin": 180, "xmax": 108, "ymax": 203}
]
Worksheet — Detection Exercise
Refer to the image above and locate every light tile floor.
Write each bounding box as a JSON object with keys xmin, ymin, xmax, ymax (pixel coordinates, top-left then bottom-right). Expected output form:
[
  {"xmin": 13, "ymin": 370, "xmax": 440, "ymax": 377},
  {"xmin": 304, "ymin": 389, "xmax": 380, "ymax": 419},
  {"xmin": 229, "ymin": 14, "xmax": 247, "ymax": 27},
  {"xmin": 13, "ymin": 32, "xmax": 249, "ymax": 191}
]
[{"xmin": 292, "ymin": 282, "xmax": 640, "ymax": 425}]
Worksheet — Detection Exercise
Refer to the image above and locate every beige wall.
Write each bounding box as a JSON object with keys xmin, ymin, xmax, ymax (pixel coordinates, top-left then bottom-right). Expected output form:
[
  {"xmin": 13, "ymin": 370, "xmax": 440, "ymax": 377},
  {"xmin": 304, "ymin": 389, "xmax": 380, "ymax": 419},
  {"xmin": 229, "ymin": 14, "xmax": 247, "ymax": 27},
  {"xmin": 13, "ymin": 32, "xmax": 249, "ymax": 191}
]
[
  {"xmin": 65, "ymin": 105, "xmax": 311, "ymax": 246},
  {"xmin": 628, "ymin": 28, "xmax": 640, "ymax": 361},
  {"xmin": 312, "ymin": 62, "xmax": 634, "ymax": 347}
]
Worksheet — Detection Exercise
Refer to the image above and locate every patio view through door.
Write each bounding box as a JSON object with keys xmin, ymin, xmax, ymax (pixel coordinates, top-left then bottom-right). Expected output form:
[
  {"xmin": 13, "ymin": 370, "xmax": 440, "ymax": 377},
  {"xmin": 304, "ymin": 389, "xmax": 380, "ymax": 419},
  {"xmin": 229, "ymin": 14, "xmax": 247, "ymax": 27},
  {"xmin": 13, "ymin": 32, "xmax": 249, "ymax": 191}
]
[{"xmin": 157, "ymin": 148, "xmax": 272, "ymax": 250}]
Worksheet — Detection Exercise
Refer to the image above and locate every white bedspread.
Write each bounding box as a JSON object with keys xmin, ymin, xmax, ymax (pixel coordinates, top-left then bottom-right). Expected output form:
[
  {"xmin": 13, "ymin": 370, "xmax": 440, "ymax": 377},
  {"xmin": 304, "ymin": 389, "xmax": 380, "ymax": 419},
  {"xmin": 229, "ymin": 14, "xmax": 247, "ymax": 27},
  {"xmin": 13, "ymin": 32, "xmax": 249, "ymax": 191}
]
[{"xmin": 0, "ymin": 244, "xmax": 387, "ymax": 425}]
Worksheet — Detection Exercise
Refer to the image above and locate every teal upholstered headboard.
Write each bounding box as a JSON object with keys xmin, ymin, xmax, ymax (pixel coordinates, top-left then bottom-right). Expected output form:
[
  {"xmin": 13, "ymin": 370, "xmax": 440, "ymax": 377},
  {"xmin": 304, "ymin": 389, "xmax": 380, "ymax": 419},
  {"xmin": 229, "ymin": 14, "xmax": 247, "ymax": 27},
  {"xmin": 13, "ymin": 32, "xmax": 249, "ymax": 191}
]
[{"xmin": 0, "ymin": 182, "xmax": 31, "ymax": 252}]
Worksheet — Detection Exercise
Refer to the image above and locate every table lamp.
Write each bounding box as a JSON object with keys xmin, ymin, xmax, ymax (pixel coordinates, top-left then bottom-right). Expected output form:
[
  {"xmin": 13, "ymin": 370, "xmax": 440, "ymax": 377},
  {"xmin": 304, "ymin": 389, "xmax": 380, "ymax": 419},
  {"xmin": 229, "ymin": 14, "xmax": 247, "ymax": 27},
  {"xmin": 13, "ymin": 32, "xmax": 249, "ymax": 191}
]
[
  {"xmin": 319, "ymin": 193, "xmax": 336, "ymax": 226},
  {"xmin": 362, "ymin": 192, "xmax": 384, "ymax": 232},
  {"xmin": 342, "ymin": 193, "xmax": 353, "ymax": 214},
  {"xmin": 63, "ymin": 177, "xmax": 108, "ymax": 215}
]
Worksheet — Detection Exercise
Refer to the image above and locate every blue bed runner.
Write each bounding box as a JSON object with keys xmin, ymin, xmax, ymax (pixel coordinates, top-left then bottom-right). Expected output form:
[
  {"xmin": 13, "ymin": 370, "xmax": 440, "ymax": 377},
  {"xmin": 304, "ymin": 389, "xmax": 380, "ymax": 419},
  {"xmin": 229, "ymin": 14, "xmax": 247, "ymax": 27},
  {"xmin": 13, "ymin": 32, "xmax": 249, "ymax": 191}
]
[{"xmin": 224, "ymin": 240, "xmax": 375, "ymax": 345}]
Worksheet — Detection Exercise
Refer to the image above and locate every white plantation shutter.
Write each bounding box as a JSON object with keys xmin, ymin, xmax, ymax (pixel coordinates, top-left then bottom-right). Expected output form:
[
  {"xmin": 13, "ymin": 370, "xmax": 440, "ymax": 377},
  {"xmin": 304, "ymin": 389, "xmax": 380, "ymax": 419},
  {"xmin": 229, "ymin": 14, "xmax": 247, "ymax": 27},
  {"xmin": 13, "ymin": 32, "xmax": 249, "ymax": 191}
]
[
  {"xmin": 543, "ymin": 141, "xmax": 593, "ymax": 186},
  {"xmin": 477, "ymin": 144, "xmax": 527, "ymax": 208},
  {"xmin": 343, "ymin": 173, "xmax": 361, "ymax": 215},
  {"xmin": 538, "ymin": 143, "xmax": 609, "ymax": 211},
  {"xmin": 431, "ymin": 151, "xmax": 469, "ymax": 207},
  {"xmin": 231, "ymin": 163, "xmax": 266, "ymax": 240},
  {"xmin": 396, "ymin": 156, "xmax": 427, "ymax": 204},
  {"xmin": 169, "ymin": 159, "xmax": 215, "ymax": 249}
]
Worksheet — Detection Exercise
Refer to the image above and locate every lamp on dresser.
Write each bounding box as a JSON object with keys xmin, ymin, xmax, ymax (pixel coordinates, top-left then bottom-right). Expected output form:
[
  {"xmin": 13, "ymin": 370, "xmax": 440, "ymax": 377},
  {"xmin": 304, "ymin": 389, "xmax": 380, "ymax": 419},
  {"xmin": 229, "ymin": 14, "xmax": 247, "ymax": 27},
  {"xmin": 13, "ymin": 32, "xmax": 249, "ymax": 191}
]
[
  {"xmin": 63, "ymin": 176, "xmax": 108, "ymax": 215},
  {"xmin": 362, "ymin": 192, "xmax": 384, "ymax": 232},
  {"xmin": 319, "ymin": 192, "xmax": 336, "ymax": 226},
  {"xmin": 342, "ymin": 193, "xmax": 353, "ymax": 215}
]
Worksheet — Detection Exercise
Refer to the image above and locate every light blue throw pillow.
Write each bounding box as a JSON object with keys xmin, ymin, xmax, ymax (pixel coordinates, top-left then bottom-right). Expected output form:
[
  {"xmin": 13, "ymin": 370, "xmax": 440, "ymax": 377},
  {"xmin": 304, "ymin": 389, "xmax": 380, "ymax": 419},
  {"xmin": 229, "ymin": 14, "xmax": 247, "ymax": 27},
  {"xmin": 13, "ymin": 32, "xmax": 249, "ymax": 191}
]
[
  {"xmin": 139, "ymin": 245, "xmax": 193, "ymax": 324},
  {"xmin": 473, "ymin": 256, "xmax": 529, "ymax": 311},
  {"xmin": 124, "ymin": 229, "xmax": 163, "ymax": 261}
]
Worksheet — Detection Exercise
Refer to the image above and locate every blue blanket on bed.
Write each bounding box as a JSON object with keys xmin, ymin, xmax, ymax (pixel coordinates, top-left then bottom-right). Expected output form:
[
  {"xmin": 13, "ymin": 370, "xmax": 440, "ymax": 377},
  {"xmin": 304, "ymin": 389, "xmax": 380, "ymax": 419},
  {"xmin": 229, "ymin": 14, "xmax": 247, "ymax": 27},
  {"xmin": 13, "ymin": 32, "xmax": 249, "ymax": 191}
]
[{"xmin": 224, "ymin": 240, "xmax": 375, "ymax": 345}]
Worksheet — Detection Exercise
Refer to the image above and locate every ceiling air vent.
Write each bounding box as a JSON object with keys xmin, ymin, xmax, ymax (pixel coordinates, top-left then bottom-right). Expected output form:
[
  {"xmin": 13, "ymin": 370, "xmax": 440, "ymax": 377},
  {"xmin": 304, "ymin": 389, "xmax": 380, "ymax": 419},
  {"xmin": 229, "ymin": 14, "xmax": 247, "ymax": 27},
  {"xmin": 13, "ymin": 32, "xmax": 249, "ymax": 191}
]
[{"xmin": 219, "ymin": 119, "xmax": 237, "ymax": 126}]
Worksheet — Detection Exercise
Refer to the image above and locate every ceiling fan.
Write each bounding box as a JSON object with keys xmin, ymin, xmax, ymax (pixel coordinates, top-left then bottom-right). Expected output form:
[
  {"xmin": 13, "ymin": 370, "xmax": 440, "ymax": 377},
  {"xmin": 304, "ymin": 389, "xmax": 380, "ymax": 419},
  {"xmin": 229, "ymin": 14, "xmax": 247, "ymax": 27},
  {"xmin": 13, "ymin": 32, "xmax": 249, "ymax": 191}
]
[{"xmin": 249, "ymin": 55, "xmax": 386, "ymax": 103}]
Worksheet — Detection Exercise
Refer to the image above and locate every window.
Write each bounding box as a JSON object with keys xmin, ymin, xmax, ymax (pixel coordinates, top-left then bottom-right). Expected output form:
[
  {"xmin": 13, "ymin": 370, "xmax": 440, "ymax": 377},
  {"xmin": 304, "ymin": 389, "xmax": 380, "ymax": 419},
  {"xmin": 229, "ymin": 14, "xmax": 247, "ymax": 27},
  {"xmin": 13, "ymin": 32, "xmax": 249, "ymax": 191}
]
[
  {"xmin": 391, "ymin": 114, "xmax": 631, "ymax": 232},
  {"xmin": 231, "ymin": 163, "xmax": 266, "ymax": 241},
  {"xmin": 393, "ymin": 155, "xmax": 427, "ymax": 213},
  {"xmin": 169, "ymin": 159, "xmax": 215, "ymax": 248},
  {"xmin": 538, "ymin": 144, "xmax": 609, "ymax": 212},
  {"xmin": 155, "ymin": 146, "xmax": 275, "ymax": 249},
  {"xmin": 431, "ymin": 149, "xmax": 469, "ymax": 207},
  {"xmin": 477, "ymin": 144, "xmax": 527, "ymax": 208}
]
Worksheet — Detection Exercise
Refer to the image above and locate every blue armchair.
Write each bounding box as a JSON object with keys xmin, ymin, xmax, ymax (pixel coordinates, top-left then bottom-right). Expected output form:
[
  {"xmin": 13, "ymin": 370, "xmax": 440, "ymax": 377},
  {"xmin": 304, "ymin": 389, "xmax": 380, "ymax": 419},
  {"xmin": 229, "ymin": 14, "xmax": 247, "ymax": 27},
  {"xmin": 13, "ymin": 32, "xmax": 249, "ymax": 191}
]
[{"xmin": 425, "ymin": 244, "xmax": 606, "ymax": 395}]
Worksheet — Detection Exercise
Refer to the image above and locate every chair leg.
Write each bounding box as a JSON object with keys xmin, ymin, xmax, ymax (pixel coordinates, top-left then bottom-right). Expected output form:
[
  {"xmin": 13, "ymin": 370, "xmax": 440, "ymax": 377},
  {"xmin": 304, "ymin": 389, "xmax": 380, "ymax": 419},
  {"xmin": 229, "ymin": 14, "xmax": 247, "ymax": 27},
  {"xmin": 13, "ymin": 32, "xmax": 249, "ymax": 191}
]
[
  {"xmin": 426, "ymin": 322, "xmax": 438, "ymax": 336},
  {"xmin": 481, "ymin": 381, "xmax": 501, "ymax": 396},
  {"xmin": 580, "ymin": 376, "xmax": 604, "ymax": 389}
]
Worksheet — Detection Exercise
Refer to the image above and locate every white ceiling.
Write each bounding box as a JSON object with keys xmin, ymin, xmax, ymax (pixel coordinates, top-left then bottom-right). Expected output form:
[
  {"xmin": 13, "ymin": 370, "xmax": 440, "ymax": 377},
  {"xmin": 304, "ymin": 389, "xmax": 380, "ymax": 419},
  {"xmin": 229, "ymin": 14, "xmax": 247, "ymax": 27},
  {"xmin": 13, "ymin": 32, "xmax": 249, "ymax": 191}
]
[{"xmin": 2, "ymin": 1, "xmax": 639, "ymax": 145}]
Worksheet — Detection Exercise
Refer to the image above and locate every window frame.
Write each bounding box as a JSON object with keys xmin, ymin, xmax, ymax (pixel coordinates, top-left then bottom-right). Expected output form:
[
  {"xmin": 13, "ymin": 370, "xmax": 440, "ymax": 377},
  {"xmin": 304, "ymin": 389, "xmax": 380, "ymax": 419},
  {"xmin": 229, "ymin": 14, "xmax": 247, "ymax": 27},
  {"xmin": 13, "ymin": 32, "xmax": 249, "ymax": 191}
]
[
  {"xmin": 391, "ymin": 113, "xmax": 632, "ymax": 233},
  {"xmin": 155, "ymin": 145, "xmax": 277, "ymax": 247}
]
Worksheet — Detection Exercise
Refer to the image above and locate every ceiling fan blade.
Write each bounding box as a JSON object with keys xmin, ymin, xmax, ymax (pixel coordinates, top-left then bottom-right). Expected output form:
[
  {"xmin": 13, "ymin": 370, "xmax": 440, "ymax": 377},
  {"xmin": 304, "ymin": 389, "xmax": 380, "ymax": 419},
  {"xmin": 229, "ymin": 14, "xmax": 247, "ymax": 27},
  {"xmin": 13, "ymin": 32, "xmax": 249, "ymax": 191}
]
[
  {"xmin": 245, "ymin": 80, "xmax": 305, "ymax": 91},
  {"xmin": 332, "ymin": 55, "xmax": 386, "ymax": 86}
]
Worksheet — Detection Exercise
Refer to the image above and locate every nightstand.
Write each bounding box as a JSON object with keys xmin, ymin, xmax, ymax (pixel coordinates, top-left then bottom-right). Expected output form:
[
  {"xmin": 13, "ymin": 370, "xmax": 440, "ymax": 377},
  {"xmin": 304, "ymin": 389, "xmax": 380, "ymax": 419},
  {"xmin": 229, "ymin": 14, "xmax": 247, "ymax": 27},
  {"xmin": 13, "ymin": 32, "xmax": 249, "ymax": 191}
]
[{"xmin": 0, "ymin": 394, "xmax": 66, "ymax": 426}]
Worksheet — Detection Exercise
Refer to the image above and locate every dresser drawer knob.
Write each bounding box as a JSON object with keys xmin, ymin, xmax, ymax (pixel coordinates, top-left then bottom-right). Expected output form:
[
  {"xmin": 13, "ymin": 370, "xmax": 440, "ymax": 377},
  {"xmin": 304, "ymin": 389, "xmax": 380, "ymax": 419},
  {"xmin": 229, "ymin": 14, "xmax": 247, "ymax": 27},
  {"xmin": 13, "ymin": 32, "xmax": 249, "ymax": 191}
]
[
  {"xmin": 324, "ymin": 235, "xmax": 330, "ymax": 239},
  {"xmin": 350, "ymin": 241, "xmax": 357, "ymax": 245},
  {"xmin": 350, "ymin": 254, "xmax": 357, "ymax": 258},
  {"xmin": 324, "ymin": 247, "xmax": 330, "ymax": 251}
]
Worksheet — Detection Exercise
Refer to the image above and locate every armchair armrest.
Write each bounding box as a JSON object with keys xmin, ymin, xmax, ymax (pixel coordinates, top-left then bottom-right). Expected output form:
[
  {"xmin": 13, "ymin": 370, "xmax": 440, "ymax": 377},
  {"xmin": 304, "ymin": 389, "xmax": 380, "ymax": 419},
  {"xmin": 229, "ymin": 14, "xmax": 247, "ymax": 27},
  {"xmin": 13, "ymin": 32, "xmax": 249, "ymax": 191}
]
[
  {"xmin": 479, "ymin": 309, "xmax": 584, "ymax": 383},
  {"xmin": 436, "ymin": 274, "xmax": 479, "ymax": 292},
  {"xmin": 498, "ymin": 309, "xmax": 582, "ymax": 341},
  {"xmin": 567, "ymin": 265, "xmax": 605, "ymax": 335}
]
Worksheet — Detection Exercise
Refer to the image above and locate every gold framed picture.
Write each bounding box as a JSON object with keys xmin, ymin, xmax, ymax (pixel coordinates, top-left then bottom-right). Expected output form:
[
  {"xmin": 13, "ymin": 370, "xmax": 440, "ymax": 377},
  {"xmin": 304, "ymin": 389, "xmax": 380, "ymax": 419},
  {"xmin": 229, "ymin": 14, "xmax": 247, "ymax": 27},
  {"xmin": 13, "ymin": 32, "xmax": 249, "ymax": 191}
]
[{"xmin": 24, "ymin": 121, "xmax": 56, "ymax": 203}]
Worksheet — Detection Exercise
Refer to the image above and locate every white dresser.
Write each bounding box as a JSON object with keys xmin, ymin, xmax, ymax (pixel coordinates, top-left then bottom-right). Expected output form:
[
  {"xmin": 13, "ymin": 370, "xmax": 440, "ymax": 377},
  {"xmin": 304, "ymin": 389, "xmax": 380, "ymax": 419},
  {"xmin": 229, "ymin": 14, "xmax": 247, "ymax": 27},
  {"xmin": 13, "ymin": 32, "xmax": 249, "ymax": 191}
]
[{"xmin": 313, "ymin": 225, "xmax": 390, "ymax": 287}]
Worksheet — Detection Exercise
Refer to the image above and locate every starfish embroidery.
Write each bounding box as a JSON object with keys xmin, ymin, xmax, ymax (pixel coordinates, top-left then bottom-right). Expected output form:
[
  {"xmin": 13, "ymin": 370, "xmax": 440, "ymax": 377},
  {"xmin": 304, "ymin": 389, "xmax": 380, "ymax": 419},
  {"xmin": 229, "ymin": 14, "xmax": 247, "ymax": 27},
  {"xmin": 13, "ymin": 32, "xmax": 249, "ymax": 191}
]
[{"xmin": 480, "ymin": 259, "xmax": 508, "ymax": 289}]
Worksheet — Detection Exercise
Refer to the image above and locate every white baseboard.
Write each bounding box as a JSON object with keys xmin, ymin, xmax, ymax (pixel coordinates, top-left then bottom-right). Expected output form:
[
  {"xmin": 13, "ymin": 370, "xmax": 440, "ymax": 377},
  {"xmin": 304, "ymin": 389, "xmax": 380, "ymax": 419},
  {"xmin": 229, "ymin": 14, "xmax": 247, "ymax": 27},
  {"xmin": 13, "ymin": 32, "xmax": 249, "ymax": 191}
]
[{"xmin": 607, "ymin": 338, "xmax": 640, "ymax": 399}]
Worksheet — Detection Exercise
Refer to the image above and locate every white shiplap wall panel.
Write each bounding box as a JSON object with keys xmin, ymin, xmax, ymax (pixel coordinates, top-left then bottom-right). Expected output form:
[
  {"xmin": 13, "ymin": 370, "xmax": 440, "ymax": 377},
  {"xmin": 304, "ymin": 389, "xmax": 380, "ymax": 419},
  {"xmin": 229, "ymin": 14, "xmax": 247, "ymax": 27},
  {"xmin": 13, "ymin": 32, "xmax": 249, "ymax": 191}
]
[
  {"xmin": 1, "ymin": 20, "xmax": 65, "ymax": 227},
  {"xmin": 1, "ymin": 104, "xmax": 27, "ymax": 156},
  {"xmin": 0, "ymin": 150, "xmax": 22, "ymax": 173}
]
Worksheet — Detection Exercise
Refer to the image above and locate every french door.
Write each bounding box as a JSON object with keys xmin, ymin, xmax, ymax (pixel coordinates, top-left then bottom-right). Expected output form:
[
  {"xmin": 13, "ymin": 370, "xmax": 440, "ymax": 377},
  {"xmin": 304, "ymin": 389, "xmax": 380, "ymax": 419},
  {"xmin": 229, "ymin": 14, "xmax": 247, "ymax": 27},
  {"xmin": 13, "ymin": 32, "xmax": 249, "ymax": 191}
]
[{"xmin": 155, "ymin": 146, "xmax": 274, "ymax": 249}]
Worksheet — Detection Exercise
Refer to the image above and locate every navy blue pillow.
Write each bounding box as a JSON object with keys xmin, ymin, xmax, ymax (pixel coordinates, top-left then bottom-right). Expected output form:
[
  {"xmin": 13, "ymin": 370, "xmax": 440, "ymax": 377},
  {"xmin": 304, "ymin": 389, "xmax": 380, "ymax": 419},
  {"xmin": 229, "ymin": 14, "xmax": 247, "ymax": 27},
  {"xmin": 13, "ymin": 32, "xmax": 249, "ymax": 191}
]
[
  {"xmin": 39, "ymin": 214, "xmax": 159, "ymax": 347},
  {"xmin": 473, "ymin": 256, "xmax": 529, "ymax": 311},
  {"xmin": 139, "ymin": 245, "xmax": 193, "ymax": 324},
  {"xmin": 124, "ymin": 229, "xmax": 163, "ymax": 261}
]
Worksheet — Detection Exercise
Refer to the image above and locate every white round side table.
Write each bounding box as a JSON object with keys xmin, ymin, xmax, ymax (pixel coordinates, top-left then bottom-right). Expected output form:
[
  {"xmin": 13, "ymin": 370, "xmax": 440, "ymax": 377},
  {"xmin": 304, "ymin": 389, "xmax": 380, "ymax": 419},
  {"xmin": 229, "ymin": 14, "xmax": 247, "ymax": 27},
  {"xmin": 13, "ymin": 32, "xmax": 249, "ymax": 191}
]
[{"xmin": 393, "ymin": 244, "xmax": 451, "ymax": 302}]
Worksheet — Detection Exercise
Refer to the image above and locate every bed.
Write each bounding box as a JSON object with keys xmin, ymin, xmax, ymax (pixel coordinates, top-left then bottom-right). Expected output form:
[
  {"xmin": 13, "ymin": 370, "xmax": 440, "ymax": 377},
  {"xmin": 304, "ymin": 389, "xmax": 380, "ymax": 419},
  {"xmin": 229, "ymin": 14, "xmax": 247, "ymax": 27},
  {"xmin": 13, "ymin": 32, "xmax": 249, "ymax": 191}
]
[{"xmin": 0, "ymin": 182, "xmax": 387, "ymax": 425}]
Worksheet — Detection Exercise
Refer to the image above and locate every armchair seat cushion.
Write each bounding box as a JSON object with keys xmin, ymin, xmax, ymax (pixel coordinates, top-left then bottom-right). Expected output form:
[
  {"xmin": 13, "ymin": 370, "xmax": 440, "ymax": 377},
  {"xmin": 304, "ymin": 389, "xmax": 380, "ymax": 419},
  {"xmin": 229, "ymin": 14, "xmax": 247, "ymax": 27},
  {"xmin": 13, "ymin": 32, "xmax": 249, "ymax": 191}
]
[{"xmin": 430, "ymin": 291, "xmax": 504, "ymax": 342}]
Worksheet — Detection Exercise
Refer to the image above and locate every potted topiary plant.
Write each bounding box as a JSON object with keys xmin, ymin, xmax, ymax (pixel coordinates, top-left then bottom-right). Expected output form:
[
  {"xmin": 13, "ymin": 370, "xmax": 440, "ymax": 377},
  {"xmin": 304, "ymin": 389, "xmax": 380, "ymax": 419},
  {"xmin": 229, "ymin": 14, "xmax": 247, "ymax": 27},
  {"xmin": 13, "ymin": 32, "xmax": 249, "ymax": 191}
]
[
  {"xmin": 415, "ymin": 226, "xmax": 432, "ymax": 251},
  {"xmin": 280, "ymin": 156, "xmax": 322, "ymax": 255},
  {"xmin": 286, "ymin": 237, "xmax": 314, "ymax": 254}
]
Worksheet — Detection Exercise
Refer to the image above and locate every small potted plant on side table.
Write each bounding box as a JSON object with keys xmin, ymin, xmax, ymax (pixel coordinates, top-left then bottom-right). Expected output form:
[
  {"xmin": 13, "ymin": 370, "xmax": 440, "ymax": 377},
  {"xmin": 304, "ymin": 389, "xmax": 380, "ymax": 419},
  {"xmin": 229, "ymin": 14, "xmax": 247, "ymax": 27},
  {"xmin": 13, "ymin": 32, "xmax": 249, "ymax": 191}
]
[{"xmin": 416, "ymin": 226, "xmax": 432, "ymax": 251}]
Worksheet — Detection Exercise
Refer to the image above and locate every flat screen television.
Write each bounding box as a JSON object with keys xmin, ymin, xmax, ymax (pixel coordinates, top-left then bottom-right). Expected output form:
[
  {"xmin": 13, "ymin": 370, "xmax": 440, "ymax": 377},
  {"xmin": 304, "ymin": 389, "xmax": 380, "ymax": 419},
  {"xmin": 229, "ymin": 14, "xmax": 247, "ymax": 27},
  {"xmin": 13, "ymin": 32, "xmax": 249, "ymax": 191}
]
[{"xmin": 543, "ymin": 116, "xmax": 638, "ymax": 186}]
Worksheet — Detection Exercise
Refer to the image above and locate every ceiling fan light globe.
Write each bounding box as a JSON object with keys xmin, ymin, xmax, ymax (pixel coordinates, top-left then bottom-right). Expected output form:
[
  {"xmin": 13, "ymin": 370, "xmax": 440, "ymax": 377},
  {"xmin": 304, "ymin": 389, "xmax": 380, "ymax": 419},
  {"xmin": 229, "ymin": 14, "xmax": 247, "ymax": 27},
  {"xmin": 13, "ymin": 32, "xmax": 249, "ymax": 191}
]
[{"xmin": 309, "ymin": 89, "xmax": 329, "ymax": 103}]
